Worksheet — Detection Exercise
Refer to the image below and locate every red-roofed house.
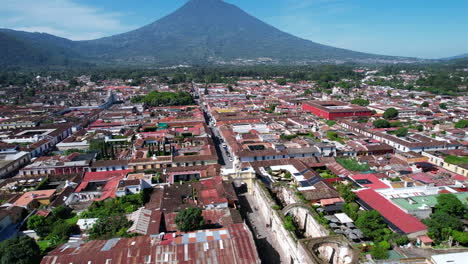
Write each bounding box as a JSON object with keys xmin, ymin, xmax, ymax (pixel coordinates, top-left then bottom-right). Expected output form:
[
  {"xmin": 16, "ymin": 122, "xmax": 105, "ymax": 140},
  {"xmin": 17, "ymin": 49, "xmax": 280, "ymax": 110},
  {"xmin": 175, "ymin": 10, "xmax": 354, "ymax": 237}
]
[
  {"xmin": 69, "ymin": 170, "xmax": 132, "ymax": 204},
  {"xmin": 356, "ymin": 189, "xmax": 427, "ymax": 238},
  {"xmin": 349, "ymin": 174, "xmax": 390, "ymax": 190},
  {"xmin": 13, "ymin": 190, "xmax": 56, "ymax": 209},
  {"xmin": 41, "ymin": 223, "xmax": 260, "ymax": 264}
]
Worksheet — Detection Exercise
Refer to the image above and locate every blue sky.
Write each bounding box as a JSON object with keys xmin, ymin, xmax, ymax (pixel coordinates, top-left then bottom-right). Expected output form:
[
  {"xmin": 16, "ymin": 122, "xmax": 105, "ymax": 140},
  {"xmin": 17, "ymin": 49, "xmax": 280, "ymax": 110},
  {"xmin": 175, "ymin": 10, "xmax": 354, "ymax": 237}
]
[{"xmin": 1, "ymin": 0, "xmax": 467, "ymax": 58}]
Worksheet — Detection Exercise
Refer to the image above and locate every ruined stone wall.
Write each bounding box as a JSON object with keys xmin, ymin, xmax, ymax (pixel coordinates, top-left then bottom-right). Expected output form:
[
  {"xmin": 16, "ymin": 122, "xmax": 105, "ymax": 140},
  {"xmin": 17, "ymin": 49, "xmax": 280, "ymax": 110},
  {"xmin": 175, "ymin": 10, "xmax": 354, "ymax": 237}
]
[
  {"xmin": 276, "ymin": 185, "xmax": 300, "ymax": 204},
  {"xmin": 289, "ymin": 207, "xmax": 329, "ymax": 238},
  {"xmin": 275, "ymin": 186, "xmax": 329, "ymax": 239},
  {"xmin": 251, "ymin": 181, "xmax": 317, "ymax": 264}
]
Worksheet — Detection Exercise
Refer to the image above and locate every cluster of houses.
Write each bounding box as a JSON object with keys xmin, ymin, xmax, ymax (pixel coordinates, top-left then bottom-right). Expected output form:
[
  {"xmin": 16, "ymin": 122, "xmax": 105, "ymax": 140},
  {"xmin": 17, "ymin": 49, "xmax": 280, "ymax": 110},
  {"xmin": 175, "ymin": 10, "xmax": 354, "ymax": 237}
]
[{"xmin": 0, "ymin": 71, "xmax": 466, "ymax": 263}]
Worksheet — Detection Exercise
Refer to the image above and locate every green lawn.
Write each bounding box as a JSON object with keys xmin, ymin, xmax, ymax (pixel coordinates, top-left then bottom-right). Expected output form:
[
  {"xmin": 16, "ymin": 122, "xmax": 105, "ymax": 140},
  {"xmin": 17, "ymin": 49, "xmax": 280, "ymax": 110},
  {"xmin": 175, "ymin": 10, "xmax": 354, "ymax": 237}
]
[
  {"xmin": 65, "ymin": 216, "xmax": 79, "ymax": 225},
  {"xmin": 444, "ymin": 155, "xmax": 468, "ymax": 166},
  {"xmin": 336, "ymin": 158, "xmax": 370, "ymax": 172}
]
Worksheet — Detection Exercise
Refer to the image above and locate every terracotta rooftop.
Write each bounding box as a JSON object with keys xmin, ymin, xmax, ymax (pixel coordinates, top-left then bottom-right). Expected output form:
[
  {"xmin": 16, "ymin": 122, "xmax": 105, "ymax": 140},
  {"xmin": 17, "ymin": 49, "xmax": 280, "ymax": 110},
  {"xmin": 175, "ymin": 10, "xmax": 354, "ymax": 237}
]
[
  {"xmin": 41, "ymin": 223, "xmax": 260, "ymax": 264},
  {"xmin": 13, "ymin": 189, "xmax": 56, "ymax": 207}
]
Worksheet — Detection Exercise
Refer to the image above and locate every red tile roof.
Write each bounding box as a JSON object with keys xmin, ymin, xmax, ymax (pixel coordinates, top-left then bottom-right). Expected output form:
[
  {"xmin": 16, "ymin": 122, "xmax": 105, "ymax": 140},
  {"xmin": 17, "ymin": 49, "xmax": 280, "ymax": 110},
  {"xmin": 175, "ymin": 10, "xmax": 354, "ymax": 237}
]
[
  {"xmin": 356, "ymin": 189, "xmax": 426, "ymax": 234},
  {"xmin": 418, "ymin": 235, "xmax": 433, "ymax": 244},
  {"xmin": 350, "ymin": 174, "xmax": 390, "ymax": 189},
  {"xmin": 75, "ymin": 170, "xmax": 132, "ymax": 200},
  {"xmin": 13, "ymin": 190, "xmax": 56, "ymax": 207}
]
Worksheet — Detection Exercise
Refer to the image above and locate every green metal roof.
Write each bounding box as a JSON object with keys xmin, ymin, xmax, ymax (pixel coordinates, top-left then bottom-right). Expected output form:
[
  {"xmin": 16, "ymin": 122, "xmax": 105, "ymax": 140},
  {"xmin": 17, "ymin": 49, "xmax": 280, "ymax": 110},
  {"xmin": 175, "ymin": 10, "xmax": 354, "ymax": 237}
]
[{"xmin": 392, "ymin": 192, "xmax": 468, "ymax": 211}]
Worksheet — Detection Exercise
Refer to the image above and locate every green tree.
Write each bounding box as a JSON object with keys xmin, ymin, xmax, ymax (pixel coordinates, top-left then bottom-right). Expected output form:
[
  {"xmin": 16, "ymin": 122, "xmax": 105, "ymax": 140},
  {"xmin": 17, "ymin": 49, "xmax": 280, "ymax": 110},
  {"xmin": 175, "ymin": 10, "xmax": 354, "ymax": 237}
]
[
  {"xmin": 51, "ymin": 206, "xmax": 74, "ymax": 219},
  {"xmin": 46, "ymin": 220, "xmax": 79, "ymax": 246},
  {"xmin": 69, "ymin": 79, "xmax": 79, "ymax": 87},
  {"xmin": 383, "ymin": 108, "xmax": 399, "ymax": 119},
  {"xmin": 89, "ymin": 215, "xmax": 132, "ymax": 240},
  {"xmin": 326, "ymin": 120, "xmax": 337, "ymax": 126},
  {"xmin": 394, "ymin": 127, "xmax": 408, "ymax": 137},
  {"xmin": 355, "ymin": 210, "xmax": 387, "ymax": 241},
  {"xmin": 424, "ymin": 211, "xmax": 463, "ymax": 243},
  {"xmin": 342, "ymin": 202, "xmax": 360, "ymax": 220},
  {"xmin": 370, "ymin": 244, "xmax": 388, "ymax": 260},
  {"xmin": 175, "ymin": 207, "xmax": 205, "ymax": 232},
  {"xmin": 452, "ymin": 230, "xmax": 468, "ymax": 246},
  {"xmin": 351, "ymin": 98, "xmax": 370, "ymax": 107},
  {"xmin": 276, "ymin": 78, "xmax": 287, "ymax": 85},
  {"xmin": 420, "ymin": 101, "xmax": 429, "ymax": 107},
  {"xmin": 131, "ymin": 91, "xmax": 194, "ymax": 106},
  {"xmin": 454, "ymin": 120, "xmax": 468, "ymax": 129},
  {"xmin": 394, "ymin": 236, "xmax": 409, "ymax": 246},
  {"xmin": 326, "ymin": 131, "xmax": 344, "ymax": 143},
  {"xmin": 27, "ymin": 215, "xmax": 50, "ymax": 238},
  {"xmin": 435, "ymin": 194, "xmax": 466, "ymax": 218},
  {"xmin": 335, "ymin": 184, "xmax": 357, "ymax": 203},
  {"xmin": 0, "ymin": 236, "xmax": 41, "ymax": 264},
  {"xmin": 378, "ymin": 240, "xmax": 391, "ymax": 250},
  {"xmin": 439, "ymin": 103, "xmax": 447, "ymax": 109},
  {"xmin": 373, "ymin": 119, "xmax": 391, "ymax": 128},
  {"xmin": 416, "ymin": 125, "xmax": 424, "ymax": 132}
]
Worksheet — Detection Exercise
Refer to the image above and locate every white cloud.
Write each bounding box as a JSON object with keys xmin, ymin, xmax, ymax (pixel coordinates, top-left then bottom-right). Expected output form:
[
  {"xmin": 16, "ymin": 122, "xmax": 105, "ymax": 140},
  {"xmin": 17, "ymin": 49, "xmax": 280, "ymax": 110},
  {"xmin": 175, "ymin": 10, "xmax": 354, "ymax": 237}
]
[{"xmin": 0, "ymin": 0, "xmax": 134, "ymax": 40}]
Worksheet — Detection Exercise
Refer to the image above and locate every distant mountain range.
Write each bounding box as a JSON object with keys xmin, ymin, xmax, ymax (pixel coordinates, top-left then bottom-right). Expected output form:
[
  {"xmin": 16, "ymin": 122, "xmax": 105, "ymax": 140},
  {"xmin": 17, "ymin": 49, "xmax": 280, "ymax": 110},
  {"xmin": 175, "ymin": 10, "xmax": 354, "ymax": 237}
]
[
  {"xmin": 0, "ymin": 0, "xmax": 455, "ymax": 67},
  {"xmin": 439, "ymin": 53, "xmax": 468, "ymax": 60}
]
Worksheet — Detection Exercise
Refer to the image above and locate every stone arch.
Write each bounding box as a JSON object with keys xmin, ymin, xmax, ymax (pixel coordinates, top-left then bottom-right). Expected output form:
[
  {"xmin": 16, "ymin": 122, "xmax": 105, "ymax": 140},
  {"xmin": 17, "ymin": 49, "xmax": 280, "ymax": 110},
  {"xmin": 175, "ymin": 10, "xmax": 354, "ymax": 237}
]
[
  {"xmin": 281, "ymin": 203, "xmax": 312, "ymax": 215},
  {"xmin": 302, "ymin": 236, "xmax": 360, "ymax": 264},
  {"xmin": 281, "ymin": 203, "xmax": 328, "ymax": 238}
]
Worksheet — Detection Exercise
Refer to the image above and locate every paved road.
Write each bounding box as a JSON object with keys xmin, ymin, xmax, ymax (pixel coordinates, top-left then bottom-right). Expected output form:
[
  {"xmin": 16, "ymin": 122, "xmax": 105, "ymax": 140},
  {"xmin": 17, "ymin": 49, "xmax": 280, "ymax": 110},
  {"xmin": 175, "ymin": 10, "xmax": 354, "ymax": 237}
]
[
  {"xmin": 210, "ymin": 125, "xmax": 233, "ymax": 169},
  {"xmin": 202, "ymin": 106, "xmax": 233, "ymax": 169}
]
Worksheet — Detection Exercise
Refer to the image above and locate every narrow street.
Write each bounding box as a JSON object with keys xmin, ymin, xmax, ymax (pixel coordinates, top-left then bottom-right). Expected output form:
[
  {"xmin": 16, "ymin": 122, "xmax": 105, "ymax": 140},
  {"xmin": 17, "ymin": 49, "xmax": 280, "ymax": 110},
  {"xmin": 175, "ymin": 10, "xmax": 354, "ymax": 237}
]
[
  {"xmin": 237, "ymin": 192, "xmax": 283, "ymax": 264},
  {"xmin": 210, "ymin": 125, "xmax": 233, "ymax": 169}
]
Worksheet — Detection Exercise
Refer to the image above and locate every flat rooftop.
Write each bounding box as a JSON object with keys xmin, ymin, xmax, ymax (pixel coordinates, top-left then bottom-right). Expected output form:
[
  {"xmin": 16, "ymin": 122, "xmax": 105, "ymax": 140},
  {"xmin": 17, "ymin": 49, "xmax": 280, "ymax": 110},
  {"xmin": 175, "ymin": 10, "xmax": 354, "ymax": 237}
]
[
  {"xmin": 392, "ymin": 192, "xmax": 468, "ymax": 211},
  {"xmin": 303, "ymin": 100, "xmax": 371, "ymax": 113}
]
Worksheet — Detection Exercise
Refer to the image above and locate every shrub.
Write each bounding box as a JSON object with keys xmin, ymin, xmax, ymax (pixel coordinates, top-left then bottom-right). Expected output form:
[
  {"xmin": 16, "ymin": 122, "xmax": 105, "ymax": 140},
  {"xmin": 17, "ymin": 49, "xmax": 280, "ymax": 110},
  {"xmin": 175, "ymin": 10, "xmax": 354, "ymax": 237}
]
[
  {"xmin": 89, "ymin": 215, "xmax": 132, "ymax": 240},
  {"xmin": 395, "ymin": 235, "xmax": 409, "ymax": 246},
  {"xmin": 27, "ymin": 215, "xmax": 50, "ymax": 238},
  {"xmin": 175, "ymin": 207, "xmax": 205, "ymax": 232},
  {"xmin": 351, "ymin": 98, "xmax": 370, "ymax": 106},
  {"xmin": 370, "ymin": 244, "xmax": 388, "ymax": 260},
  {"xmin": 394, "ymin": 127, "xmax": 408, "ymax": 137},
  {"xmin": 46, "ymin": 220, "xmax": 80, "ymax": 244},
  {"xmin": 378, "ymin": 240, "xmax": 391, "ymax": 250},
  {"xmin": 452, "ymin": 230, "xmax": 468, "ymax": 246},
  {"xmin": 383, "ymin": 108, "xmax": 399, "ymax": 119},
  {"xmin": 283, "ymin": 215, "xmax": 296, "ymax": 232},
  {"xmin": 326, "ymin": 120, "xmax": 337, "ymax": 126},
  {"xmin": 373, "ymin": 119, "xmax": 390, "ymax": 128},
  {"xmin": 454, "ymin": 120, "xmax": 468, "ymax": 129},
  {"xmin": 52, "ymin": 206, "xmax": 74, "ymax": 219},
  {"xmin": 336, "ymin": 158, "xmax": 370, "ymax": 172}
]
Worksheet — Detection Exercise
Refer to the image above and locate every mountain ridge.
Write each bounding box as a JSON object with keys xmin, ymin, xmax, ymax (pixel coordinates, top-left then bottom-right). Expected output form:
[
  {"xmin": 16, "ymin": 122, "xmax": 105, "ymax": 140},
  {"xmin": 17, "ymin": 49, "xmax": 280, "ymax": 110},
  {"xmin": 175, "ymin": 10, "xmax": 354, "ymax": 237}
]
[{"xmin": 0, "ymin": 0, "xmax": 424, "ymax": 67}]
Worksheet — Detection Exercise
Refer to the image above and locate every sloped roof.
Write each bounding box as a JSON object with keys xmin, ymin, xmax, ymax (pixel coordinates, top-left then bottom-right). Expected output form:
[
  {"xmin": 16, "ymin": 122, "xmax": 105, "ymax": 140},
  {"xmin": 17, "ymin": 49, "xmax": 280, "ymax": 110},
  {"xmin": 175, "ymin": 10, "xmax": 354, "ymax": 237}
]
[
  {"xmin": 41, "ymin": 223, "xmax": 260, "ymax": 264},
  {"xmin": 356, "ymin": 189, "xmax": 427, "ymax": 234}
]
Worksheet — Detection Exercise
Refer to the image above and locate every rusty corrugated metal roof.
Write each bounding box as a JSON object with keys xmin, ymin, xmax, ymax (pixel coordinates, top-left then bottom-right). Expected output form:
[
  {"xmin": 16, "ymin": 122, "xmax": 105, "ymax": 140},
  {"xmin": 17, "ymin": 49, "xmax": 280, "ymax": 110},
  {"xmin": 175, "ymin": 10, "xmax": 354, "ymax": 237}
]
[{"xmin": 41, "ymin": 223, "xmax": 260, "ymax": 264}]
